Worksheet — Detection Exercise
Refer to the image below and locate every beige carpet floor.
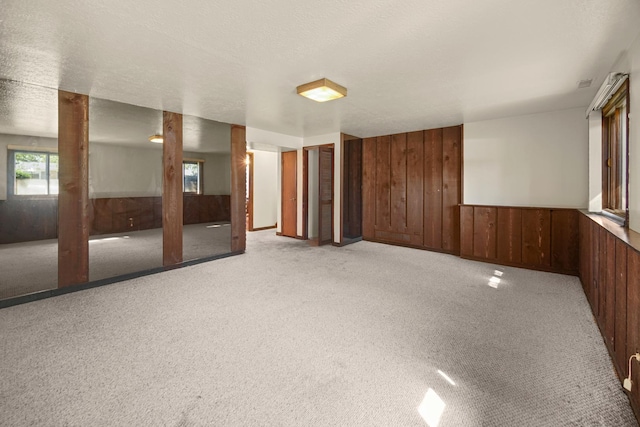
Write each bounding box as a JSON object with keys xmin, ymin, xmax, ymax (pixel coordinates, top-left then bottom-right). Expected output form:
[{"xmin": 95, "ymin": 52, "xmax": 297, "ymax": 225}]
[{"xmin": 0, "ymin": 230, "xmax": 637, "ymax": 426}]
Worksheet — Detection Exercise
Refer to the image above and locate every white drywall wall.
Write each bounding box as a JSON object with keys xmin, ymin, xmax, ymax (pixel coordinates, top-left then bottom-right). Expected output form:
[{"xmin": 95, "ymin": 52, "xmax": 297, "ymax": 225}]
[
  {"xmin": 628, "ymin": 32, "xmax": 640, "ymax": 232},
  {"xmin": 464, "ymin": 108, "xmax": 588, "ymax": 208},
  {"xmin": 0, "ymin": 134, "xmax": 58, "ymax": 200},
  {"xmin": 89, "ymin": 143, "xmax": 163, "ymax": 197},
  {"xmin": 251, "ymin": 150, "xmax": 278, "ymax": 229}
]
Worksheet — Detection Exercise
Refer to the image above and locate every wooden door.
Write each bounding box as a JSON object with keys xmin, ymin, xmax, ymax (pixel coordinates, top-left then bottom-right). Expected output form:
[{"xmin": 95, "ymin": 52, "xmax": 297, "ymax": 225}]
[
  {"xmin": 281, "ymin": 151, "xmax": 297, "ymax": 238},
  {"xmin": 318, "ymin": 146, "xmax": 333, "ymax": 245},
  {"xmin": 343, "ymin": 138, "xmax": 363, "ymax": 239}
]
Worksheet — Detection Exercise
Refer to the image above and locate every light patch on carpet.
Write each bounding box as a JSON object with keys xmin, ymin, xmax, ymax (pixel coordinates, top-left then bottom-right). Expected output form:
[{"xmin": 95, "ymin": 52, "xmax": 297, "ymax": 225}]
[
  {"xmin": 418, "ymin": 388, "xmax": 446, "ymax": 426},
  {"xmin": 437, "ymin": 370, "xmax": 456, "ymax": 386}
]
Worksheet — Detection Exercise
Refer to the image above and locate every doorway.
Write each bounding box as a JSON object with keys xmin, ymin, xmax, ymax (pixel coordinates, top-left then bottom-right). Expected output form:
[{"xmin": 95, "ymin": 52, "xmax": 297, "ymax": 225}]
[
  {"xmin": 246, "ymin": 152, "xmax": 254, "ymax": 231},
  {"xmin": 280, "ymin": 150, "xmax": 297, "ymax": 238},
  {"xmin": 342, "ymin": 137, "xmax": 363, "ymax": 242},
  {"xmin": 303, "ymin": 145, "xmax": 334, "ymax": 245}
]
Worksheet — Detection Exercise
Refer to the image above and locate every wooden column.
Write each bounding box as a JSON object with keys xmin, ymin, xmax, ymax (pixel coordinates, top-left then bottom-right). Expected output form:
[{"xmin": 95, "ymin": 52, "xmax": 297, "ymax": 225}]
[
  {"xmin": 230, "ymin": 125, "xmax": 246, "ymax": 253},
  {"xmin": 163, "ymin": 111, "xmax": 183, "ymax": 266},
  {"xmin": 58, "ymin": 90, "xmax": 90, "ymax": 287}
]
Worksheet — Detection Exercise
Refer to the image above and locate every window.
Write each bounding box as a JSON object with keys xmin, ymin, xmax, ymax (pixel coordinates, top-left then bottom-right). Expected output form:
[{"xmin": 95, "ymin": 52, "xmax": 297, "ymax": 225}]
[
  {"xmin": 10, "ymin": 150, "xmax": 59, "ymax": 196},
  {"xmin": 183, "ymin": 159, "xmax": 203, "ymax": 194},
  {"xmin": 602, "ymin": 80, "xmax": 629, "ymax": 223}
]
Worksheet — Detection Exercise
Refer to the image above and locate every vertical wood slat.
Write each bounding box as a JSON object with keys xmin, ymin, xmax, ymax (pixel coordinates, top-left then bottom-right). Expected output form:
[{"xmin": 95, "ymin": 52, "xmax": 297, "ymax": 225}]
[
  {"xmin": 473, "ymin": 207, "xmax": 497, "ymax": 259},
  {"xmin": 441, "ymin": 126, "xmax": 461, "ymax": 254},
  {"xmin": 521, "ymin": 209, "xmax": 551, "ymax": 267},
  {"xmin": 58, "ymin": 90, "xmax": 89, "ymax": 287},
  {"xmin": 605, "ymin": 232, "xmax": 616, "ymax": 348},
  {"xmin": 614, "ymin": 239, "xmax": 628, "ymax": 374},
  {"xmin": 460, "ymin": 205, "xmax": 474, "ymax": 257},
  {"xmin": 496, "ymin": 208, "xmax": 522, "ymax": 264},
  {"xmin": 230, "ymin": 125, "xmax": 246, "ymax": 252},
  {"xmin": 406, "ymin": 131, "xmax": 424, "ymax": 247},
  {"xmin": 423, "ymin": 128, "xmax": 443, "ymax": 249},
  {"xmin": 376, "ymin": 136, "xmax": 391, "ymax": 231},
  {"xmin": 390, "ymin": 133, "xmax": 407, "ymax": 232},
  {"xmin": 598, "ymin": 227, "xmax": 607, "ymax": 328},
  {"xmin": 362, "ymin": 138, "xmax": 376, "ymax": 239},
  {"xmin": 590, "ymin": 221, "xmax": 601, "ymax": 316},
  {"xmin": 162, "ymin": 111, "xmax": 183, "ymax": 265},
  {"xmin": 551, "ymin": 210, "xmax": 579, "ymax": 274}
]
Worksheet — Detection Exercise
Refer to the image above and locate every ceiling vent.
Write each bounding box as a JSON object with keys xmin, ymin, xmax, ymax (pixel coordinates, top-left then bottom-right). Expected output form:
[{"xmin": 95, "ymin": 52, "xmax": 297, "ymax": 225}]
[{"xmin": 577, "ymin": 79, "xmax": 592, "ymax": 89}]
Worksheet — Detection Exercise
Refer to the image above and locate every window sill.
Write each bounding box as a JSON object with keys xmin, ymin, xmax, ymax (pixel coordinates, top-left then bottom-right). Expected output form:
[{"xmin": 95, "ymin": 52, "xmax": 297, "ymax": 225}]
[{"xmin": 581, "ymin": 210, "xmax": 640, "ymax": 253}]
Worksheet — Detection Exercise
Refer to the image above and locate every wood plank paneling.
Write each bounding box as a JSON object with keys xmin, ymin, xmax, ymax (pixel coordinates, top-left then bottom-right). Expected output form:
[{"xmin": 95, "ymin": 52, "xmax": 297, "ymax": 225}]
[
  {"xmin": 361, "ymin": 125, "xmax": 461, "ymax": 254},
  {"xmin": 605, "ymin": 232, "xmax": 616, "ymax": 348},
  {"xmin": 579, "ymin": 212, "xmax": 640, "ymax": 420},
  {"xmin": 497, "ymin": 208, "xmax": 522, "ymax": 264},
  {"xmin": 390, "ymin": 133, "xmax": 407, "ymax": 232},
  {"xmin": 614, "ymin": 239, "xmax": 627, "ymax": 374},
  {"xmin": 406, "ymin": 131, "xmax": 424, "ymax": 247},
  {"xmin": 362, "ymin": 137, "xmax": 376, "ymax": 240},
  {"xmin": 0, "ymin": 199, "xmax": 58, "ymax": 244},
  {"xmin": 162, "ymin": 111, "xmax": 183, "ymax": 266},
  {"xmin": 628, "ymin": 249, "xmax": 640, "ymax": 411},
  {"xmin": 423, "ymin": 128, "xmax": 443, "ymax": 249},
  {"xmin": 590, "ymin": 221, "xmax": 601, "ymax": 317},
  {"xmin": 441, "ymin": 126, "xmax": 461, "ymax": 253},
  {"xmin": 473, "ymin": 207, "xmax": 497, "ymax": 259},
  {"xmin": 375, "ymin": 135, "xmax": 391, "ymax": 231},
  {"xmin": 460, "ymin": 205, "xmax": 474, "ymax": 257},
  {"xmin": 58, "ymin": 90, "xmax": 89, "ymax": 287},
  {"xmin": 319, "ymin": 146, "xmax": 334, "ymax": 245},
  {"xmin": 551, "ymin": 210, "xmax": 579, "ymax": 274},
  {"xmin": 522, "ymin": 209, "xmax": 551, "ymax": 267},
  {"xmin": 230, "ymin": 125, "xmax": 246, "ymax": 252}
]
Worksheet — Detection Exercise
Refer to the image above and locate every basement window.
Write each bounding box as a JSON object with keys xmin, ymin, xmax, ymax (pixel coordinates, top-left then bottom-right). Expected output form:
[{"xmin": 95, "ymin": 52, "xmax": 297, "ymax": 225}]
[
  {"xmin": 183, "ymin": 159, "xmax": 203, "ymax": 194},
  {"xmin": 9, "ymin": 149, "xmax": 59, "ymax": 196},
  {"xmin": 602, "ymin": 80, "xmax": 629, "ymax": 225}
]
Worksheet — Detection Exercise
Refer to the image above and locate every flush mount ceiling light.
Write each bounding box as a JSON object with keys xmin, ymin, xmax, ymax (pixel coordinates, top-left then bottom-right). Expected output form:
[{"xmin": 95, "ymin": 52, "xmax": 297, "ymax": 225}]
[
  {"xmin": 297, "ymin": 78, "xmax": 347, "ymax": 102},
  {"xmin": 148, "ymin": 134, "xmax": 163, "ymax": 143}
]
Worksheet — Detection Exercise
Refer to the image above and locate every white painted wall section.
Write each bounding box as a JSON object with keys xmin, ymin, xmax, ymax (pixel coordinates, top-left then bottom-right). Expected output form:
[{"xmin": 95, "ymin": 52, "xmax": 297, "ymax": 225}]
[
  {"xmin": 251, "ymin": 150, "xmax": 278, "ymax": 229},
  {"xmin": 464, "ymin": 108, "xmax": 588, "ymax": 208},
  {"xmin": 628, "ymin": 32, "xmax": 640, "ymax": 232}
]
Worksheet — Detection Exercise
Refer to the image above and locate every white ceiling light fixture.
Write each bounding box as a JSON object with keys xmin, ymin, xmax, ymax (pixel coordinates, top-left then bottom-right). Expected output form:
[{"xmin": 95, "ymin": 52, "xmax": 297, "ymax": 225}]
[
  {"xmin": 585, "ymin": 72, "xmax": 628, "ymax": 118},
  {"xmin": 297, "ymin": 78, "xmax": 347, "ymax": 102},
  {"xmin": 148, "ymin": 134, "xmax": 163, "ymax": 143}
]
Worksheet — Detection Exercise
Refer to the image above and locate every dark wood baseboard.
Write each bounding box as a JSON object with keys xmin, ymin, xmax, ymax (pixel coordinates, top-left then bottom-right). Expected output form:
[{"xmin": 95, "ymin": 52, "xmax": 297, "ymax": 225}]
[
  {"xmin": 333, "ymin": 236, "xmax": 363, "ymax": 247},
  {"xmin": 460, "ymin": 255, "xmax": 578, "ymax": 276},
  {"xmin": 362, "ymin": 237, "xmax": 459, "ymax": 256}
]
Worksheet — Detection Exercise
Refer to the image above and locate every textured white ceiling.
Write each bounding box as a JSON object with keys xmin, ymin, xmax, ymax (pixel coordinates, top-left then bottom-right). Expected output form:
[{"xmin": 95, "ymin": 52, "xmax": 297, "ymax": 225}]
[{"xmin": 1, "ymin": 0, "xmax": 639, "ymax": 138}]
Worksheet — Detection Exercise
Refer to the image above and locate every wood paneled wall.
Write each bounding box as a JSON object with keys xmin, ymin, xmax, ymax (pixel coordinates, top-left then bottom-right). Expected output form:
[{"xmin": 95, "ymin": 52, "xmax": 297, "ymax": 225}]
[
  {"xmin": 579, "ymin": 212, "xmax": 640, "ymax": 417},
  {"xmin": 1, "ymin": 196, "xmax": 230, "ymax": 243},
  {"xmin": 362, "ymin": 125, "xmax": 462, "ymax": 254},
  {"xmin": 230, "ymin": 125, "xmax": 246, "ymax": 253},
  {"xmin": 460, "ymin": 205, "xmax": 579, "ymax": 274}
]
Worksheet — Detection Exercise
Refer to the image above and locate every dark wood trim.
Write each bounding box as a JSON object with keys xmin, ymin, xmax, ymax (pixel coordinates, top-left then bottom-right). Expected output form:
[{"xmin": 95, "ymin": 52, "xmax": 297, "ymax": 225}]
[
  {"xmin": 230, "ymin": 125, "xmax": 247, "ymax": 253},
  {"xmin": 339, "ymin": 133, "xmax": 345, "ymax": 245},
  {"xmin": 162, "ymin": 111, "xmax": 184, "ymax": 266},
  {"xmin": 57, "ymin": 90, "xmax": 89, "ymax": 287},
  {"xmin": 302, "ymin": 148, "xmax": 309, "ymax": 240},
  {"xmin": 247, "ymin": 151, "xmax": 254, "ymax": 231}
]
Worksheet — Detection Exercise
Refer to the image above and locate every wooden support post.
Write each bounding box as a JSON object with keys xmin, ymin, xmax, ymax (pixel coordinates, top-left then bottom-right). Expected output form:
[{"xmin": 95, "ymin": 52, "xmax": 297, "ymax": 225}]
[
  {"xmin": 58, "ymin": 90, "xmax": 89, "ymax": 287},
  {"xmin": 231, "ymin": 125, "xmax": 246, "ymax": 253},
  {"xmin": 163, "ymin": 111, "xmax": 183, "ymax": 266}
]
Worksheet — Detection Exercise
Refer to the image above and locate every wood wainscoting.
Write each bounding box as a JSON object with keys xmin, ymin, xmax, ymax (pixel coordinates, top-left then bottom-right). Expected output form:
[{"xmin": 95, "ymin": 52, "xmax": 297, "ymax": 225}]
[
  {"xmin": 362, "ymin": 125, "xmax": 462, "ymax": 254},
  {"xmin": 579, "ymin": 211, "xmax": 640, "ymax": 418},
  {"xmin": 460, "ymin": 205, "xmax": 579, "ymax": 275}
]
